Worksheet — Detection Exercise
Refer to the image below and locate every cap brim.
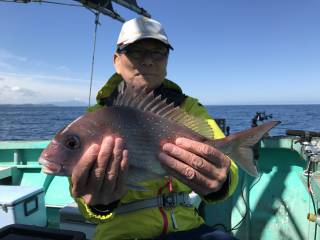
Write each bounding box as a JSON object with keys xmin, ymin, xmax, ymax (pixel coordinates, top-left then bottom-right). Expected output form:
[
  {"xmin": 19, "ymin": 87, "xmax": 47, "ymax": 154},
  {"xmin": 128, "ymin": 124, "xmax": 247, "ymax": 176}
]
[{"xmin": 118, "ymin": 36, "xmax": 173, "ymax": 50}]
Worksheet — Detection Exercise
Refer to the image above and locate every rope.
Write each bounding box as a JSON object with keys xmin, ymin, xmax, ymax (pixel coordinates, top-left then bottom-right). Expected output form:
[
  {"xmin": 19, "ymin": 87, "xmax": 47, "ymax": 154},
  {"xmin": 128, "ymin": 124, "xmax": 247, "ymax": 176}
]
[{"xmin": 88, "ymin": 11, "xmax": 100, "ymax": 107}]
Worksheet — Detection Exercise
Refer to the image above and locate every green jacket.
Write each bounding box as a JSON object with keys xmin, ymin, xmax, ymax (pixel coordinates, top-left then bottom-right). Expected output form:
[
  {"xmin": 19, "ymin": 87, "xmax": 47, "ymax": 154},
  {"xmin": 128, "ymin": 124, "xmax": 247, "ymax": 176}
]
[{"xmin": 74, "ymin": 74, "xmax": 238, "ymax": 240}]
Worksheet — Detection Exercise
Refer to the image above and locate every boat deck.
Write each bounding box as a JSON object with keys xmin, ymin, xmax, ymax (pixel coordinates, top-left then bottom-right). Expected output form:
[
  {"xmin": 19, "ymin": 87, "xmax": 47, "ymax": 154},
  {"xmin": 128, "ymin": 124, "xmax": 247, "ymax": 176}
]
[{"xmin": 1, "ymin": 137, "xmax": 320, "ymax": 239}]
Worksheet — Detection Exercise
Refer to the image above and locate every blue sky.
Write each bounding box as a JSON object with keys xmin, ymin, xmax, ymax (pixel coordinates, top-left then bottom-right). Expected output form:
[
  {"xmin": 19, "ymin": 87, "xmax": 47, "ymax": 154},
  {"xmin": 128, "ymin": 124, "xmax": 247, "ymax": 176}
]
[{"xmin": 0, "ymin": 0, "xmax": 319, "ymax": 105}]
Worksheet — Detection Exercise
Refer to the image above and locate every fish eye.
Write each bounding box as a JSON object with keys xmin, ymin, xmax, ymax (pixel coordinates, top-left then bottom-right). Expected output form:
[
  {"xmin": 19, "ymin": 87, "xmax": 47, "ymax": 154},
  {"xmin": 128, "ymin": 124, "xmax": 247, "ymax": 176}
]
[{"xmin": 64, "ymin": 136, "xmax": 81, "ymax": 150}]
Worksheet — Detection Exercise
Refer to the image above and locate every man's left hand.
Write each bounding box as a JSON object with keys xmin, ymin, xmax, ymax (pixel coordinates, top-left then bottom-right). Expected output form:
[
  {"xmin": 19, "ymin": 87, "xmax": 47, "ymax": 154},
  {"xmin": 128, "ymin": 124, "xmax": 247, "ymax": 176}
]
[{"xmin": 158, "ymin": 137, "xmax": 230, "ymax": 196}]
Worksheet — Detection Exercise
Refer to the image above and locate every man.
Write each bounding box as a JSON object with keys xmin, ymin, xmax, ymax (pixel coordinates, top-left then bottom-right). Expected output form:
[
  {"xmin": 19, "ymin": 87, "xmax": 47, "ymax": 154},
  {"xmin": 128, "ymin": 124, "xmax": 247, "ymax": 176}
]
[{"xmin": 71, "ymin": 17, "xmax": 238, "ymax": 240}]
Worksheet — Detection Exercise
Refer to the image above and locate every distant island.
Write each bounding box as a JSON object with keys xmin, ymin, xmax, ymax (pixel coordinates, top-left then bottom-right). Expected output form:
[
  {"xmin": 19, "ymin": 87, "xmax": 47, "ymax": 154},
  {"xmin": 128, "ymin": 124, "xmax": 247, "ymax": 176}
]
[
  {"xmin": 0, "ymin": 99, "xmax": 87, "ymax": 107},
  {"xmin": 0, "ymin": 104, "xmax": 56, "ymax": 107},
  {"xmin": 46, "ymin": 100, "xmax": 87, "ymax": 107},
  {"xmin": 0, "ymin": 101, "xmax": 87, "ymax": 107}
]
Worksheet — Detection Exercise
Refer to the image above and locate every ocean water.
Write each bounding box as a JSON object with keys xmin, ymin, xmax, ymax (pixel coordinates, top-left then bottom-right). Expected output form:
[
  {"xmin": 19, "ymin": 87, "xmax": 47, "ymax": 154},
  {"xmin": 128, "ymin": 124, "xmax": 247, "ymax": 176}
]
[
  {"xmin": 0, "ymin": 105, "xmax": 319, "ymax": 140},
  {"xmin": 0, "ymin": 106, "xmax": 86, "ymax": 141},
  {"xmin": 206, "ymin": 104, "xmax": 320, "ymax": 136}
]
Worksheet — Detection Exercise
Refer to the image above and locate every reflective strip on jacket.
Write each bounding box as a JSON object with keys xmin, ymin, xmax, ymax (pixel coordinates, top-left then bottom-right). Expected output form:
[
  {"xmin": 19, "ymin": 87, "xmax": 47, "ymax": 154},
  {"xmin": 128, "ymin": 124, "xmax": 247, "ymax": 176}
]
[{"xmin": 74, "ymin": 74, "xmax": 239, "ymax": 240}]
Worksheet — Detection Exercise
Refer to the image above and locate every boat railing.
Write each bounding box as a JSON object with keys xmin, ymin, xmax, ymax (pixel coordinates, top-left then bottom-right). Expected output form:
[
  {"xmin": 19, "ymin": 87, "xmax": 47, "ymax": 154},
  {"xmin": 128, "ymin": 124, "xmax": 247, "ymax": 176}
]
[
  {"xmin": 1, "ymin": 134, "xmax": 320, "ymax": 239},
  {"xmin": 0, "ymin": 140, "xmax": 74, "ymax": 213}
]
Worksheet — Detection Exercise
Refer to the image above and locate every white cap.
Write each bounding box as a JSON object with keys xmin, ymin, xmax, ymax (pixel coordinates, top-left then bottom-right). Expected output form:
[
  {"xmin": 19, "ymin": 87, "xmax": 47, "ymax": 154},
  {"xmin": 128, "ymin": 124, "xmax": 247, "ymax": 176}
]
[{"xmin": 117, "ymin": 17, "xmax": 173, "ymax": 50}]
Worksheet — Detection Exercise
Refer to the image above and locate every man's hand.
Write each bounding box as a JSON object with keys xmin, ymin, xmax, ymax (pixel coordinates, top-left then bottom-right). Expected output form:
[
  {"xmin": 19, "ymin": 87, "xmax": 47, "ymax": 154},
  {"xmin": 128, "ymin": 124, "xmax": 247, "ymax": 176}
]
[
  {"xmin": 71, "ymin": 136, "xmax": 129, "ymax": 206},
  {"xmin": 159, "ymin": 137, "xmax": 230, "ymax": 196}
]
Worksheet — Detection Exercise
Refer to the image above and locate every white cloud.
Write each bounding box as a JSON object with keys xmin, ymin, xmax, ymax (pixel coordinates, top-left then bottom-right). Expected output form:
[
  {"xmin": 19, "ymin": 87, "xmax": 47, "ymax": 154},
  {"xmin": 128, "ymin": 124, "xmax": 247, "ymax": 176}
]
[
  {"xmin": 0, "ymin": 48, "xmax": 72, "ymax": 74},
  {"xmin": 0, "ymin": 46, "xmax": 101, "ymax": 105},
  {"xmin": 0, "ymin": 49, "xmax": 27, "ymax": 62},
  {"xmin": 0, "ymin": 49, "xmax": 27, "ymax": 71},
  {"xmin": 0, "ymin": 71, "xmax": 92, "ymax": 104},
  {"xmin": 0, "ymin": 59, "xmax": 13, "ymax": 71},
  {"xmin": 0, "ymin": 71, "xmax": 86, "ymax": 84},
  {"xmin": 0, "ymin": 84, "xmax": 41, "ymax": 103}
]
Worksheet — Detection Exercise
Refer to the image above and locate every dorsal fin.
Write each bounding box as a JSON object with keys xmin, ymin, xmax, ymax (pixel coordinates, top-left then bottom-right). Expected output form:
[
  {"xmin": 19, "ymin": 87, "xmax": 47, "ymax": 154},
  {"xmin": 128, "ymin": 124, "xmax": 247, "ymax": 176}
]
[{"xmin": 113, "ymin": 85, "xmax": 214, "ymax": 139}]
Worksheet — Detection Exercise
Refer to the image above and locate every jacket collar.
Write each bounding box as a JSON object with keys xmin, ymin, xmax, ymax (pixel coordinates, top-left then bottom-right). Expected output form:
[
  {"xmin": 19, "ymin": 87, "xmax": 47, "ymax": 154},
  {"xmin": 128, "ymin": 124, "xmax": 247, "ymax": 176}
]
[{"xmin": 96, "ymin": 73, "xmax": 183, "ymax": 104}]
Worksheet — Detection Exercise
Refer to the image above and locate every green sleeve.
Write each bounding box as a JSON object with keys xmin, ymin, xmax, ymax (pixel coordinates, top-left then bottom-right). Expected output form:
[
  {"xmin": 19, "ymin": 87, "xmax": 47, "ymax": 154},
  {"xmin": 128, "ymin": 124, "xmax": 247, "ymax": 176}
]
[
  {"xmin": 86, "ymin": 103, "xmax": 103, "ymax": 113},
  {"xmin": 181, "ymin": 96, "xmax": 239, "ymax": 203},
  {"xmin": 68, "ymin": 179, "xmax": 117, "ymax": 224}
]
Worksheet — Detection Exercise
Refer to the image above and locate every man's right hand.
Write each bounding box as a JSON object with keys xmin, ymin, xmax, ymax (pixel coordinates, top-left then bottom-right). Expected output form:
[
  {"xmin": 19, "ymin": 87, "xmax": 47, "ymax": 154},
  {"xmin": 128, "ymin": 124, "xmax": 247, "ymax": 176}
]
[{"xmin": 71, "ymin": 136, "xmax": 129, "ymax": 206}]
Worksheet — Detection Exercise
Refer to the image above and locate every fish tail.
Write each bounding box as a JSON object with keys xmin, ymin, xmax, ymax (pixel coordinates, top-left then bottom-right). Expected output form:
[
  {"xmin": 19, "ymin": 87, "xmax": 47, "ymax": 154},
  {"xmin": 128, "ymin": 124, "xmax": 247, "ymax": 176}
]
[{"xmin": 212, "ymin": 121, "xmax": 280, "ymax": 177}]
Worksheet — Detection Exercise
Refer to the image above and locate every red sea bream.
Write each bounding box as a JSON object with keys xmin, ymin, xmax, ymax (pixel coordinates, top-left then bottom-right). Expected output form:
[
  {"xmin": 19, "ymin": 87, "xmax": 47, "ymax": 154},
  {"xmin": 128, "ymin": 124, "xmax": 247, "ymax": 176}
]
[{"xmin": 39, "ymin": 86, "xmax": 280, "ymax": 185}]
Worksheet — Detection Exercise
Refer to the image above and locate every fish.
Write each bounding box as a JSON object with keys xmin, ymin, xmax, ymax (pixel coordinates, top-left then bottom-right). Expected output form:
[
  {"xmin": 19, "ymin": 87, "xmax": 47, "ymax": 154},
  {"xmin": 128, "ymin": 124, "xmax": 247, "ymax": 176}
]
[{"xmin": 38, "ymin": 85, "xmax": 280, "ymax": 187}]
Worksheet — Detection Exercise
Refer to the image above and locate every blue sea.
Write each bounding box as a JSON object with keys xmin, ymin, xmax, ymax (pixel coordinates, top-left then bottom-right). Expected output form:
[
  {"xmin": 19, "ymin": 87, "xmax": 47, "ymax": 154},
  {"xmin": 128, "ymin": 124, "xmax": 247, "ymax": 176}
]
[{"xmin": 0, "ymin": 105, "xmax": 319, "ymax": 140}]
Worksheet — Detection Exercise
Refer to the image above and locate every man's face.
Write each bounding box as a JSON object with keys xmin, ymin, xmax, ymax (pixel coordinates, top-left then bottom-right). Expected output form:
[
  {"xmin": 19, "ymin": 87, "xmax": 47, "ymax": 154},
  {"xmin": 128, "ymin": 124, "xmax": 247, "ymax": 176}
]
[{"xmin": 114, "ymin": 39, "xmax": 169, "ymax": 91}]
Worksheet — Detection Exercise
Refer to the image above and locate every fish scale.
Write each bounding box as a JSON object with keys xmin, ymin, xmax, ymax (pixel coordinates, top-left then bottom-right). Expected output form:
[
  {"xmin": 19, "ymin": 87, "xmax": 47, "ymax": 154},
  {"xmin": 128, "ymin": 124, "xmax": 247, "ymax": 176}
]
[
  {"xmin": 39, "ymin": 85, "xmax": 280, "ymax": 184},
  {"xmin": 114, "ymin": 107, "xmax": 179, "ymax": 176}
]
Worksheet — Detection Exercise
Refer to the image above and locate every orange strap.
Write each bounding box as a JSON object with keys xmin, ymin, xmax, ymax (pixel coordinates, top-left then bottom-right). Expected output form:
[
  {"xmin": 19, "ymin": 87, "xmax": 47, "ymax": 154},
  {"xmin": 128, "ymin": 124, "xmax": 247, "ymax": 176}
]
[{"xmin": 157, "ymin": 177, "xmax": 174, "ymax": 234}]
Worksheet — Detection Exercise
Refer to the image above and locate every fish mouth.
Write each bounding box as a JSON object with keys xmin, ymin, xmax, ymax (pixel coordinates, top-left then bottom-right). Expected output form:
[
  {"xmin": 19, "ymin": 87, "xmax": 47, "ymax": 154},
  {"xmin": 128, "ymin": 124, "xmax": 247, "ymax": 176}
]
[{"xmin": 39, "ymin": 157, "xmax": 62, "ymax": 174}]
